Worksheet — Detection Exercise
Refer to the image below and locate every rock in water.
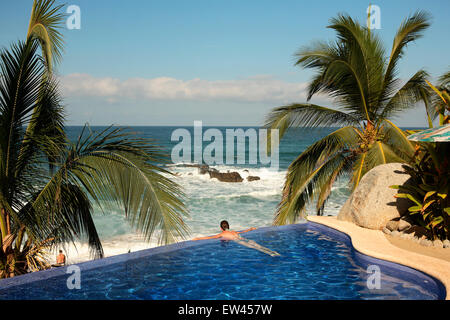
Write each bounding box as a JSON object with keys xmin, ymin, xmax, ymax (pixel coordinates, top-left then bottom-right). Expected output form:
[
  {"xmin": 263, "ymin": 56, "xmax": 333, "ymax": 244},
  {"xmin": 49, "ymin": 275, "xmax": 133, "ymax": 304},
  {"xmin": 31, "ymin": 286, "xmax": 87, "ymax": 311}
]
[
  {"xmin": 198, "ymin": 165, "xmax": 211, "ymax": 175},
  {"xmin": 247, "ymin": 176, "xmax": 261, "ymax": 182},
  {"xmin": 337, "ymin": 163, "xmax": 413, "ymax": 230},
  {"xmin": 208, "ymin": 170, "xmax": 243, "ymax": 182}
]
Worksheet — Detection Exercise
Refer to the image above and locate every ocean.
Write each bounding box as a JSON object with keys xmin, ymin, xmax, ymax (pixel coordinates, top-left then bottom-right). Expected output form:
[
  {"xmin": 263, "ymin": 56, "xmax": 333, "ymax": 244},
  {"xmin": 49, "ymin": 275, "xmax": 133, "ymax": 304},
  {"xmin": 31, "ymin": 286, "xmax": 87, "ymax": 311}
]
[{"xmin": 59, "ymin": 126, "xmax": 353, "ymax": 264}]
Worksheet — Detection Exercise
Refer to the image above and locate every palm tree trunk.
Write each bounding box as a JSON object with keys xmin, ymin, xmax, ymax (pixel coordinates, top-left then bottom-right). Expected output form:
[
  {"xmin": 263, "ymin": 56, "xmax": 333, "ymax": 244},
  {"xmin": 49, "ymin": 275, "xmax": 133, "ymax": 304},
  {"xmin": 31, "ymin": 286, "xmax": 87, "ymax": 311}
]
[
  {"xmin": 15, "ymin": 225, "xmax": 25, "ymax": 251},
  {"xmin": 5, "ymin": 211, "xmax": 10, "ymax": 235},
  {"xmin": 6, "ymin": 251, "xmax": 15, "ymax": 278},
  {"xmin": 0, "ymin": 208, "xmax": 8, "ymax": 239}
]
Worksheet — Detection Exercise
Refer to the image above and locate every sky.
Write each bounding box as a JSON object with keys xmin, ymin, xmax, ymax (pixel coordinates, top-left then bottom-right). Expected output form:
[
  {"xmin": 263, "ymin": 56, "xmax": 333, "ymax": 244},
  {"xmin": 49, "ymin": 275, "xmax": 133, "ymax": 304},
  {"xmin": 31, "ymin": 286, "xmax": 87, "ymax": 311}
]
[{"xmin": 1, "ymin": 0, "xmax": 449, "ymax": 126}]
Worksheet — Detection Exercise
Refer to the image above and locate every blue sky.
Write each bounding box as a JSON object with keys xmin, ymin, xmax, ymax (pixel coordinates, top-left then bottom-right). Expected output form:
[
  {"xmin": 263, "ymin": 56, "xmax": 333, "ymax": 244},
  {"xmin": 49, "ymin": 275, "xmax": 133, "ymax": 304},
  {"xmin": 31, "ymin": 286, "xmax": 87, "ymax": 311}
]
[{"xmin": 1, "ymin": 0, "xmax": 449, "ymax": 126}]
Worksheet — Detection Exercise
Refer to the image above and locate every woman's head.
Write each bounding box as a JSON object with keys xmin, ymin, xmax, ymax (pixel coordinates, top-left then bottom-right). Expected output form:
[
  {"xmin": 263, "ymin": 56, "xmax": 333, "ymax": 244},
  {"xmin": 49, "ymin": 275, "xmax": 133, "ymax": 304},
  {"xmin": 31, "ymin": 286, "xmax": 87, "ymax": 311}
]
[{"xmin": 220, "ymin": 220, "xmax": 229, "ymax": 230}]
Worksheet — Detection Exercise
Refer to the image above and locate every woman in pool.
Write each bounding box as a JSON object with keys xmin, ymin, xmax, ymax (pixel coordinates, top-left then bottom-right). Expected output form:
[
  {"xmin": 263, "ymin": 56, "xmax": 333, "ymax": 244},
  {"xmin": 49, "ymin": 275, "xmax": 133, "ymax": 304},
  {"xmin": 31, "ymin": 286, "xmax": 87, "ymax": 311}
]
[{"xmin": 192, "ymin": 220, "xmax": 280, "ymax": 256}]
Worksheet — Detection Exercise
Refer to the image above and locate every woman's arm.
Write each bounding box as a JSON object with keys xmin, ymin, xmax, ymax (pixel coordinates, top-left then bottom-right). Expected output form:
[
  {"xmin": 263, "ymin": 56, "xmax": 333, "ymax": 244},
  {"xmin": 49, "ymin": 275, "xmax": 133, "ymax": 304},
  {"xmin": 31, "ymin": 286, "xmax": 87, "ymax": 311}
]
[
  {"xmin": 192, "ymin": 234, "xmax": 222, "ymax": 241},
  {"xmin": 237, "ymin": 227, "xmax": 257, "ymax": 234}
]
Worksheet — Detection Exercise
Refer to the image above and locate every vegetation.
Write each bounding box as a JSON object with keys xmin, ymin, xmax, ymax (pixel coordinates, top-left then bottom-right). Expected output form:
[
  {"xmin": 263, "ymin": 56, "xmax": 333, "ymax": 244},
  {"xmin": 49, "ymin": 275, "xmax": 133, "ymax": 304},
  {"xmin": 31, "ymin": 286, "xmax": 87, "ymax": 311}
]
[
  {"xmin": 390, "ymin": 69, "xmax": 450, "ymax": 241},
  {"xmin": 0, "ymin": 0, "xmax": 189, "ymax": 278},
  {"xmin": 391, "ymin": 143, "xmax": 449, "ymax": 240},
  {"xmin": 425, "ymin": 70, "xmax": 450, "ymax": 126},
  {"xmin": 264, "ymin": 11, "xmax": 433, "ymax": 224}
]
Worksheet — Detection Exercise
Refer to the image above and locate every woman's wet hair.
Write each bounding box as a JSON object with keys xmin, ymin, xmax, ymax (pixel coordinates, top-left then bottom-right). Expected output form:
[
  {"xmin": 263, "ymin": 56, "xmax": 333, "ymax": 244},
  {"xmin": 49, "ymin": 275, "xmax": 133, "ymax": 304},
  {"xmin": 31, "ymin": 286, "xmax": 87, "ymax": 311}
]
[{"xmin": 220, "ymin": 220, "xmax": 229, "ymax": 230}]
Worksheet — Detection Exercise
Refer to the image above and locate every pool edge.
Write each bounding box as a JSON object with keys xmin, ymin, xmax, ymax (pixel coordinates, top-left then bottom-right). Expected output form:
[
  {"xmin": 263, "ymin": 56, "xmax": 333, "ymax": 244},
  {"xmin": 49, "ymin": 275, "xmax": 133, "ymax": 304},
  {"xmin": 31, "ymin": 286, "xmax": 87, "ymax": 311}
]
[
  {"xmin": 307, "ymin": 216, "xmax": 450, "ymax": 300},
  {"xmin": 0, "ymin": 224, "xmax": 307, "ymax": 291}
]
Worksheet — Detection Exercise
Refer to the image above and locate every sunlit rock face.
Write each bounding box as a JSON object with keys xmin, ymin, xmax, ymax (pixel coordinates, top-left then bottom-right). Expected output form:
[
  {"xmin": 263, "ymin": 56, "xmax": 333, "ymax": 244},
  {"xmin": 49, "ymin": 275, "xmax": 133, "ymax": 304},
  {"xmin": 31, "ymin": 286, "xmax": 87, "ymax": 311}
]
[{"xmin": 338, "ymin": 163, "xmax": 413, "ymax": 230}]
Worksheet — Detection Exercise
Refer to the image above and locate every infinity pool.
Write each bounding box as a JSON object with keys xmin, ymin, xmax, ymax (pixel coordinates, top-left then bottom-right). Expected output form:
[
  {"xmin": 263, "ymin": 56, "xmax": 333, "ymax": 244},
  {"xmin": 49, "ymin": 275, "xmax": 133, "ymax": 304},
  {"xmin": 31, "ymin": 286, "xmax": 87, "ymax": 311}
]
[{"xmin": 0, "ymin": 222, "xmax": 445, "ymax": 299}]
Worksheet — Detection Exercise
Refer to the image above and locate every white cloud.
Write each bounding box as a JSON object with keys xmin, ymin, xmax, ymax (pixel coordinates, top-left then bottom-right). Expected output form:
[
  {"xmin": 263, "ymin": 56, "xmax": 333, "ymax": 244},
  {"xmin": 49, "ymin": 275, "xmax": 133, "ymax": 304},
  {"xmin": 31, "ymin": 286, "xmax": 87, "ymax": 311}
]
[{"xmin": 60, "ymin": 73, "xmax": 314, "ymax": 103}]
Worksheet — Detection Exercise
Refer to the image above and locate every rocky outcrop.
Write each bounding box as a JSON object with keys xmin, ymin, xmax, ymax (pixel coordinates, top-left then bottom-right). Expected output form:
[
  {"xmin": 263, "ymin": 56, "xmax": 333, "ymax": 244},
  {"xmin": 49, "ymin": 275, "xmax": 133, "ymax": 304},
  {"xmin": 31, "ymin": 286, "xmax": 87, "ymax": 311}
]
[
  {"xmin": 178, "ymin": 163, "xmax": 264, "ymax": 183},
  {"xmin": 208, "ymin": 170, "xmax": 243, "ymax": 182},
  {"xmin": 177, "ymin": 163, "xmax": 262, "ymax": 183},
  {"xmin": 337, "ymin": 163, "xmax": 414, "ymax": 230},
  {"xmin": 199, "ymin": 165, "xmax": 211, "ymax": 175}
]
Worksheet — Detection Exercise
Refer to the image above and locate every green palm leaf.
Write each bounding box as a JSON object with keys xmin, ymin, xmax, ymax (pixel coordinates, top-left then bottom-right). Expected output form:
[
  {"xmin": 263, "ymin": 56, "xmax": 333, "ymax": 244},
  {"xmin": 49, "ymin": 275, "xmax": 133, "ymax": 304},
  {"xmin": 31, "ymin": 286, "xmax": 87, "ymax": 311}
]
[
  {"xmin": 351, "ymin": 141, "xmax": 405, "ymax": 189},
  {"xmin": 382, "ymin": 11, "xmax": 431, "ymax": 101},
  {"xmin": 0, "ymin": 40, "xmax": 43, "ymax": 197},
  {"xmin": 284, "ymin": 126, "xmax": 359, "ymax": 192},
  {"xmin": 381, "ymin": 120, "xmax": 416, "ymax": 160},
  {"xmin": 380, "ymin": 69, "xmax": 430, "ymax": 120},
  {"xmin": 27, "ymin": 0, "xmax": 65, "ymax": 72},
  {"xmin": 264, "ymin": 103, "xmax": 359, "ymax": 140},
  {"xmin": 275, "ymin": 153, "xmax": 350, "ymax": 225}
]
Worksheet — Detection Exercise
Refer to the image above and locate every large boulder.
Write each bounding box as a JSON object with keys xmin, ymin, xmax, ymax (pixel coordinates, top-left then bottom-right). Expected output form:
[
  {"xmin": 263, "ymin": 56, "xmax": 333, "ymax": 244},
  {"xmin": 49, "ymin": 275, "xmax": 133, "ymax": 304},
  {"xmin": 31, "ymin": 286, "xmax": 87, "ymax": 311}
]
[{"xmin": 337, "ymin": 163, "xmax": 413, "ymax": 230}]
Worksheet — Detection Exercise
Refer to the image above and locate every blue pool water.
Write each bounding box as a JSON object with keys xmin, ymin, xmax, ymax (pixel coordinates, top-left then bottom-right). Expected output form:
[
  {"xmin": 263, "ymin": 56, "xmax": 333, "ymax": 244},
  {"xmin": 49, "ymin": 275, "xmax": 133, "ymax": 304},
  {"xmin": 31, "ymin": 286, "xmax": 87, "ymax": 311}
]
[{"xmin": 0, "ymin": 223, "xmax": 445, "ymax": 300}]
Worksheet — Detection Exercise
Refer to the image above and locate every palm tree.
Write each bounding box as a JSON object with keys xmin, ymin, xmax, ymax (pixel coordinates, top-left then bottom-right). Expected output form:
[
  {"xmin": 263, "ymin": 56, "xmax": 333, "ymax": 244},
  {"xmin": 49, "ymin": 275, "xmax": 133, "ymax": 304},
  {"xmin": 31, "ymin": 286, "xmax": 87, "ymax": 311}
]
[
  {"xmin": 426, "ymin": 69, "xmax": 450, "ymax": 126},
  {"xmin": 0, "ymin": 1, "xmax": 189, "ymax": 278},
  {"xmin": 265, "ymin": 12, "xmax": 433, "ymax": 225}
]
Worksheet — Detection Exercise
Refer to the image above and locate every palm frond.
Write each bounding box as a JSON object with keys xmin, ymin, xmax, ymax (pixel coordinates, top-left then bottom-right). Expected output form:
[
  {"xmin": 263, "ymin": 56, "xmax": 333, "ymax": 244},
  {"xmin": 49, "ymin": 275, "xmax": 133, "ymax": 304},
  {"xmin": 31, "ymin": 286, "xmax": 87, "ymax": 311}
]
[
  {"xmin": 273, "ymin": 126, "xmax": 359, "ymax": 223},
  {"xmin": 65, "ymin": 127, "xmax": 190, "ymax": 245},
  {"xmin": 20, "ymin": 127, "xmax": 190, "ymax": 258},
  {"xmin": 285, "ymin": 126, "xmax": 359, "ymax": 193},
  {"xmin": 27, "ymin": 0, "xmax": 65, "ymax": 71},
  {"xmin": 351, "ymin": 141, "xmax": 405, "ymax": 189},
  {"xmin": 0, "ymin": 40, "xmax": 43, "ymax": 198},
  {"xmin": 426, "ymin": 78, "xmax": 450, "ymax": 125},
  {"xmin": 295, "ymin": 14, "xmax": 387, "ymax": 121},
  {"xmin": 274, "ymin": 153, "xmax": 349, "ymax": 225},
  {"xmin": 328, "ymin": 14, "xmax": 387, "ymax": 118},
  {"xmin": 381, "ymin": 119, "xmax": 416, "ymax": 160},
  {"xmin": 380, "ymin": 69, "xmax": 430, "ymax": 120},
  {"xmin": 438, "ymin": 69, "xmax": 450, "ymax": 89},
  {"xmin": 381, "ymin": 11, "xmax": 431, "ymax": 102},
  {"xmin": 18, "ymin": 182, "xmax": 103, "ymax": 258},
  {"xmin": 17, "ymin": 75, "xmax": 66, "ymax": 177},
  {"xmin": 264, "ymin": 103, "xmax": 359, "ymax": 140},
  {"xmin": 316, "ymin": 155, "xmax": 352, "ymax": 215}
]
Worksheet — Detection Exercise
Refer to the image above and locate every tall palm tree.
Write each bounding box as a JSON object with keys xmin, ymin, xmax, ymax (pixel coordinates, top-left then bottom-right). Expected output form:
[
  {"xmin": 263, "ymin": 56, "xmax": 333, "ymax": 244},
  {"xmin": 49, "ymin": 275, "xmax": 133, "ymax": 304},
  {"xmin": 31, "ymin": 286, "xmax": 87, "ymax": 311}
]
[
  {"xmin": 0, "ymin": 1, "xmax": 189, "ymax": 278},
  {"xmin": 265, "ymin": 12, "xmax": 433, "ymax": 225}
]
